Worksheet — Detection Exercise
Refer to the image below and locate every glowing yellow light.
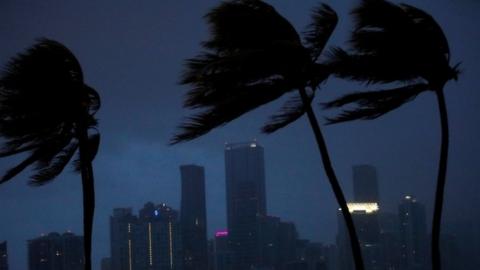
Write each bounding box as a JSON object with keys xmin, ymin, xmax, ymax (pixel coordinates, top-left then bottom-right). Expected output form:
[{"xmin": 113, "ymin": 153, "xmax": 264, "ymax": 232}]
[
  {"xmin": 169, "ymin": 222, "xmax": 173, "ymax": 269},
  {"xmin": 148, "ymin": 223, "xmax": 153, "ymax": 266},
  {"xmin": 347, "ymin": 202, "xmax": 379, "ymax": 213},
  {"xmin": 128, "ymin": 239, "xmax": 132, "ymax": 270}
]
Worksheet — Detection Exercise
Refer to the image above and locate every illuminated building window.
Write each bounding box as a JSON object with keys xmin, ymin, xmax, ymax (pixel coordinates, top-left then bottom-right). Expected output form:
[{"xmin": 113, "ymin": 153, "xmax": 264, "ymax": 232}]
[{"xmin": 346, "ymin": 202, "xmax": 379, "ymax": 214}]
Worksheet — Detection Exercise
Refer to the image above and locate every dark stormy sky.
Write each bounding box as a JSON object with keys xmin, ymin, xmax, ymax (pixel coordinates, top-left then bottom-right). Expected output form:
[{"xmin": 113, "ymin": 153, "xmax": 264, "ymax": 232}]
[{"xmin": 1, "ymin": 0, "xmax": 480, "ymax": 269}]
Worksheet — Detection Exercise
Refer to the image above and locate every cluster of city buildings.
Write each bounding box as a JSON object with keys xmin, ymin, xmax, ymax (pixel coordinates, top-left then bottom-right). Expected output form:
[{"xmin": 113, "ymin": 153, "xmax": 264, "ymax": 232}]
[
  {"xmin": 2, "ymin": 141, "xmax": 479, "ymax": 270},
  {"xmin": 0, "ymin": 232, "xmax": 84, "ymax": 270}
]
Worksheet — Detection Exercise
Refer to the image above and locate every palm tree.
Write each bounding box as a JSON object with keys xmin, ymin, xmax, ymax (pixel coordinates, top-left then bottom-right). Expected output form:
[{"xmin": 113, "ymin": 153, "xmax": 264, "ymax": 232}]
[
  {"xmin": 171, "ymin": 1, "xmax": 364, "ymax": 269},
  {"xmin": 324, "ymin": 1, "xmax": 460, "ymax": 269},
  {"xmin": 0, "ymin": 39, "xmax": 101, "ymax": 270}
]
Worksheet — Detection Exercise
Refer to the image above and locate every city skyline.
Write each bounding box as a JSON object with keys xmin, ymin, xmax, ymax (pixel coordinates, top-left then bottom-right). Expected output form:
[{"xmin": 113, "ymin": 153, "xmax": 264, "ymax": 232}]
[
  {"xmin": 1, "ymin": 157, "xmax": 477, "ymax": 270},
  {"xmin": 1, "ymin": 141, "xmax": 478, "ymax": 269}
]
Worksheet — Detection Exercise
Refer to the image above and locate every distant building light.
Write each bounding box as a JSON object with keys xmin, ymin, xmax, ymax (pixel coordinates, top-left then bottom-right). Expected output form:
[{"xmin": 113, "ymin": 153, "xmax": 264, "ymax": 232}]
[
  {"xmin": 250, "ymin": 143, "xmax": 257, "ymax": 148},
  {"xmin": 215, "ymin": 230, "xmax": 229, "ymax": 237},
  {"xmin": 347, "ymin": 202, "xmax": 379, "ymax": 214},
  {"xmin": 405, "ymin": 195, "xmax": 412, "ymax": 200},
  {"xmin": 154, "ymin": 210, "xmax": 159, "ymax": 216}
]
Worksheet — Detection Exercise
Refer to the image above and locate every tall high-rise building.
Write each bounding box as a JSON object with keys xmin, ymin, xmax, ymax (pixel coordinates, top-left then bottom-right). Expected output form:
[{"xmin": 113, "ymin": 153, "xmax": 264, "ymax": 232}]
[
  {"xmin": 353, "ymin": 165, "xmax": 379, "ymax": 202},
  {"xmin": 337, "ymin": 203, "xmax": 382, "ymax": 270},
  {"xmin": 28, "ymin": 232, "xmax": 84, "ymax": 270},
  {"xmin": 110, "ymin": 203, "xmax": 183, "ymax": 270},
  {"xmin": 110, "ymin": 208, "xmax": 137, "ymax": 270},
  {"xmin": 180, "ymin": 165, "xmax": 208, "ymax": 270},
  {"xmin": 398, "ymin": 195, "xmax": 427, "ymax": 270},
  {"xmin": 225, "ymin": 141, "xmax": 267, "ymax": 270},
  {"xmin": 338, "ymin": 165, "xmax": 382, "ymax": 270},
  {"xmin": 0, "ymin": 241, "xmax": 8, "ymax": 270}
]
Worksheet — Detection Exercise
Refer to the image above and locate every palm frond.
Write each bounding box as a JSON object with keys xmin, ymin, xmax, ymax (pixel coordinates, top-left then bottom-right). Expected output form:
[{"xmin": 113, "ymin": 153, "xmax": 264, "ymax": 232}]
[
  {"xmin": 0, "ymin": 138, "xmax": 46, "ymax": 158},
  {"xmin": 400, "ymin": 4, "xmax": 450, "ymax": 59},
  {"xmin": 0, "ymin": 152, "xmax": 40, "ymax": 183},
  {"xmin": 85, "ymin": 85, "xmax": 101, "ymax": 115},
  {"xmin": 304, "ymin": 3, "xmax": 338, "ymax": 61},
  {"xmin": 0, "ymin": 39, "xmax": 94, "ymax": 141},
  {"xmin": 324, "ymin": 83, "xmax": 429, "ymax": 124},
  {"xmin": 0, "ymin": 38, "xmax": 100, "ymax": 185},
  {"xmin": 204, "ymin": 0, "xmax": 301, "ymax": 51},
  {"xmin": 181, "ymin": 46, "xmax": 306, "ymax": 109},
  {"xmin": 30, "ymin": 140, "xmax": 79, "ymax": 186},
  {"xmin": 344, "ymin": 0, "xmax": 455, "ymax": 86},
  {"xmin": 351, "ymin": 0, "xmax": 409, "ymax": 32},
  {"xmin": 262, "ymin": 92, "xmax": 312, "ymax": 134},
  {"xmin": 0, "ymin": 134, "xmax": 74, "ymax": 183},
  {"xmin": 171, "ymin": 80, "xmax": 289, "ymax": 144},
  {"xmin": 0, "ymin": 38, "xmax": 83, "ymax": 93},
  {"xmin": 326, "ymin": 47, "xmax": 419, "ymax": 84}
]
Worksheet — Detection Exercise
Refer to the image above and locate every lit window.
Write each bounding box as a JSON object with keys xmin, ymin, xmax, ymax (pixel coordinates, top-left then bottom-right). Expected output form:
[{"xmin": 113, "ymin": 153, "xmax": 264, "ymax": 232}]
[{"xmin": 347, "ymin": 202, "xmax": 379, "ymax": 214}]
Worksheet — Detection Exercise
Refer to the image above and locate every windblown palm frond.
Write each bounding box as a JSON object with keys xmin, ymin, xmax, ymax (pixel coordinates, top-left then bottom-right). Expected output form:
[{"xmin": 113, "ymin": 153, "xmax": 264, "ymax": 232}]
[
  {"xmin": 0, "ymin": 38, "xmax": 100, "ymax": 183},
  {"xmin": 325, "ymin": 0, "xmax": 459, "ymax": 122},
  {"xmin": 324, "ymin": 83, "xmax": 429, "ymax": 124},
  {"xmin": 173, "ymin": 1, "xmax": 337, "ymax": 143},
  {"xmin": 262, "ymin": 93, "xmax": 313, "ymax": 134},
  {"xmin": 304, "ymin": 3, "xmax": 338, "ymax": 61},
  {"xmin": 203, "ymin": 0, "xmax": 301, "ymax": 51},
  {"xmin": 327, "ymin": 47, "xmax": 420, "ymax": 84},
  {"xmin": 171, "ymin": 79, "xmax": 288, "ymax": 143},
  {"xmin": 30, "ymin": 139, "xmax": 79, "ymax": 185}
]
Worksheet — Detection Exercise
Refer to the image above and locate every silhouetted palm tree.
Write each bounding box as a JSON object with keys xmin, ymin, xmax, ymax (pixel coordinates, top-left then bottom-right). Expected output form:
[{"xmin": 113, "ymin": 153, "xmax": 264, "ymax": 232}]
[
  {"xmin": 171, "ymin": 1, "xmax": 364, "ymax": 269},
  {"xmin": 0, "ymin": 39, "xmax": 101, "ymax": 270},
  {"xmin": 324, "ymin": 1, "xmax": 460, "ymax": 269}
]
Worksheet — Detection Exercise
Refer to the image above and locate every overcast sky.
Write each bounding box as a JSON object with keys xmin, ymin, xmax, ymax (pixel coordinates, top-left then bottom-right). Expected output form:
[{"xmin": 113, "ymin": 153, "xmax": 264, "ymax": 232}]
[{"xmin": 1, "ymin": 0, "xmax": 480, "ymax": 269}]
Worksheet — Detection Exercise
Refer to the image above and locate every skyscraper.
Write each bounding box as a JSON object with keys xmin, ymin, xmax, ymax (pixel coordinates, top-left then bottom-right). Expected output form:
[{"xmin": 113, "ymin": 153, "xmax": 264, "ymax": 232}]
[
  {"xmin": 0, "ymin": 241, "xmax": 7, "ymax": 270},
  {"xmin": 398, "ymin": 195, "xmax": 427, "ymax": 270},
  {"xmin": 137, "ymin": 202, "xmax": 183, "ymax": 270},
  {"xmin": 180, "ymin": 165, "xmax": 208, "ymax": 270},
  {"xmin": 225, "ymin": 141, "xmax": 266, "ymax": 270},
  {"xmin": 337, "ymin": 203, "xmax": 382, "ymax": 270},
  {"xmin": 110, "ymin": 208, "xmax": 137, "ymax": 270},
  {"xmin": 110, "ymin": 203, "xmax": 183, "ymax": 270},
  {"xmin": 353, "ymin": 165, "xmax": 379, "ymax": 202},
  {"xmin": 28, "ymin": 232, "xmax": 84, "ymax": 270},
  {"xmin": 338, "ymin": 165, "xmax": 382, "ymax": 270}
]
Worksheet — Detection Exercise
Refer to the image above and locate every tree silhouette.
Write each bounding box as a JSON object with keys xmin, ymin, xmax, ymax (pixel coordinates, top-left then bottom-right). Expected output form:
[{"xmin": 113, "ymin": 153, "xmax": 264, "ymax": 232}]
[
  {"xmin": 171, "ymin": 1, "xmax": 364, "ymax": 269},
  {"xmin": 0, "ymin": 39, "xmax": 101, "ymax": 270},
  {"xmin": 324, "ymin": 1, "xmax": 460, "ymax": 269}
]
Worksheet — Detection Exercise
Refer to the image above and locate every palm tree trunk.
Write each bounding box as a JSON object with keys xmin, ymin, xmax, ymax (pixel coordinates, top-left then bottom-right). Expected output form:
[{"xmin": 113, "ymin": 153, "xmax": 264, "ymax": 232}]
[
  {"xmin": 432, "ymin": 89, "xmax": 449, "ymax": 270},
  {"xmin": 78, "ymin": 123, "xmax": 95, "ymax": 270},
  {"xmin": 298, "ymin": 87, "xmax": 365, "ymax": 270}
]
